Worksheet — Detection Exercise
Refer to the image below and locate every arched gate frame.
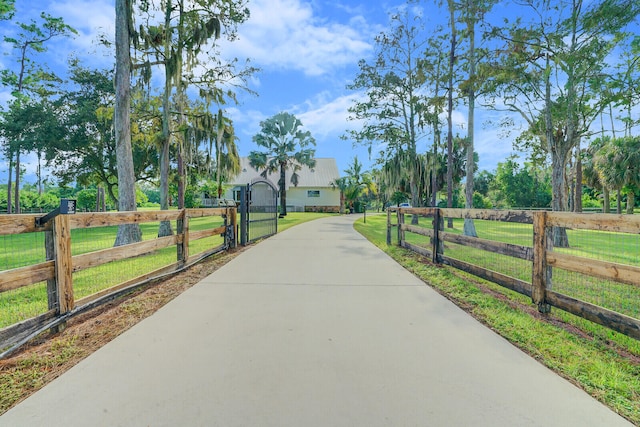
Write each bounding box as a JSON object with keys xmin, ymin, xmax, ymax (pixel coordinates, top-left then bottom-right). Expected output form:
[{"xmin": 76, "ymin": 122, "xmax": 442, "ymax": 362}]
[{"xmin": 239, "ymin": 178, "xmax": 279, "ymax": 245}]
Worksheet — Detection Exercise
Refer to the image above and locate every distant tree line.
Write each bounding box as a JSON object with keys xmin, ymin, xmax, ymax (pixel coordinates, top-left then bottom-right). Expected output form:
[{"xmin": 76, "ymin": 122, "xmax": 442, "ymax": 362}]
[{"xmin": 346, "ymin": 0, "xmax": 640, "ymax": 243}]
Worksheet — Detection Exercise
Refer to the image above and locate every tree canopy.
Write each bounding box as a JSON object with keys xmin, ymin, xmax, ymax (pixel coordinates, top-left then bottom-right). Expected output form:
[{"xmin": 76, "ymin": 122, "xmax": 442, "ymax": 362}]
[{"xmin": 249, "ymin": 112, "xmax": 316, "ymax": 217}]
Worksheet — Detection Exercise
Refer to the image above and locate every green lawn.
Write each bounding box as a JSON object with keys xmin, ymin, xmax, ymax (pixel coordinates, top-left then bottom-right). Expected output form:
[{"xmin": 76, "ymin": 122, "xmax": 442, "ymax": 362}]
[
  {"xmin": 398, "ymin": 215, "xmax": 640, "ymax": 320},
  {"xmin": 0, "ymin": 216, "xmax": 226, "ymax": 329},
  {"xmin": 355, "ymin": 214, "xmax": 640, "ymax": 424}
]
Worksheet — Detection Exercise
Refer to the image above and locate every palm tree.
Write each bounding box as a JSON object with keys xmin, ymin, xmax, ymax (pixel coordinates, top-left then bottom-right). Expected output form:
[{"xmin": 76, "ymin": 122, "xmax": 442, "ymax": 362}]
[
  {"xmin": 582, "ymin": 150, "xmax": 607, "ymax": 212},
  {"xmin": 330, "ymin": 177, "xmax": 349, "ymax": 214},
  {"xmin": 616, "ymin": 136, "xmax": 640, "ymax": 214},
  {"xmin": 583, "ymin": 141, "xmax": 609, "ymax": 213},
  {"xmin": 341, "ymin": 157, "xmax": 378, "ymax": 213},
  {"xmin": 249, "ymin": 112, "xmax": 316, "ymax": 217},
  {"xmin": 595, "ymin": 138, "xmax": 626, "ymax": 214}
]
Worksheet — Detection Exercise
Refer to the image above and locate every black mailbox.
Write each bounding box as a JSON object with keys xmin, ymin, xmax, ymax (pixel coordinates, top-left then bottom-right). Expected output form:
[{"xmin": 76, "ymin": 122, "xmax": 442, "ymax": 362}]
[
  {"xmin": 60, "ymin": 198, "xmax": 76, "ymax": 215},
  {"xmin": 35, "ymin": 199, "xmax": 78, "ymax": 227}
]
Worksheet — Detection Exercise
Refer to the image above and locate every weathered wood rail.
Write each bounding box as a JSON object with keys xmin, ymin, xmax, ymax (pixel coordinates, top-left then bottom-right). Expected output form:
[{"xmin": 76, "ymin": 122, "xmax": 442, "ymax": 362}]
[
  {"xmin": 0, "ymin": 208, "xmax": 237, "ymax": 356},
  {"xmin": 388, "ymin": 208, "xmax": 640, "ymax": 340}
]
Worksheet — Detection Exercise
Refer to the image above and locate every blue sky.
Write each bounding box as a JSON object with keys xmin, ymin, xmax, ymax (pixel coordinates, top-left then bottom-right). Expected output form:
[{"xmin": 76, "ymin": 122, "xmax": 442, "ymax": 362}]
[{"xmin": 5, "ymin": 0, "xmax": 634, "ymax": 186}]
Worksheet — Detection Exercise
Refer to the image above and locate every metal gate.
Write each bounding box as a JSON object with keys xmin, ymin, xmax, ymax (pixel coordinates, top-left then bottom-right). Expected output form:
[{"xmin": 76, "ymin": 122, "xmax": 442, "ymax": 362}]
[{"xmin": 239, "ymin": 178, "xmax": 278, "ymax": 245}]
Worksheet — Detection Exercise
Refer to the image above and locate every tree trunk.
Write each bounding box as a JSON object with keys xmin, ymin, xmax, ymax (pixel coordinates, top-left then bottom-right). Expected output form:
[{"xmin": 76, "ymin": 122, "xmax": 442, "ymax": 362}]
[
  {"xmin": 617, "ymin": 189, "xmax": 622, "ymax": 214},
  {"xmin": 114, "ymin": 0, "xmax": 142, "ymax": 246},
  {"xmin": 216, "ymin": 127, "xmax": 223, "ymax": 200},
  {"xmin": 158, "ymin": 137, "xmax": 173, "ymax": 236},
  {"xmin": 177, "ymin": 144, "xmax": 185, "ymax": 209},
  {"xmin": 545, "ymin": 53, "xmax": 568, "ymax": 247},
  {"xmin": 463, "ymin": 4, "xmax": 477, "ymax": 237},
  {"xmin": 551, "ymin": 154, "xmax": 570, "ymax": 247},
  {"xmin": 626, "ymin": 191, "xmax": 635, "ymax": 214},
  {"xmin": 431, "ymin": 57, "xmax": 441, "ymax": 208},
  {"xmin": 446, "ymin": 0, "xmax": 456, "ymax": 229},
  {"xmin": 279, "ymin": 162, "xmax": 287, "ymax": 217},
  {"xmin": 603, "ymin": 187, "xmax": 610, "ymax": 213},
  {"xmin": 574, "ymin": 142, "xmax": 582, "ymax": 213},
  {"xmin": 176, "ymin": 0, "xmax": 186, "ymax": 211},
  {"xmin": 410, "ymin": 176, "xmax": 419, "ymax": 225},
  {"xmin": 157, "ymin": 0, "xmax": 174, "ymax": 237},
  {"xmin": 37, "ymin": 150, "xmax": 43, "ymax": 195},
  {"xmin": 6, "ymin": 151, "xmax": 12, "ymax": 214},
  {"xmin": 14, "ymin": 150, "xmax": 20, "ymax": 214},
  {"xmin": 431, "ymin": 142, "xmax": 438, "ymax": 207}
]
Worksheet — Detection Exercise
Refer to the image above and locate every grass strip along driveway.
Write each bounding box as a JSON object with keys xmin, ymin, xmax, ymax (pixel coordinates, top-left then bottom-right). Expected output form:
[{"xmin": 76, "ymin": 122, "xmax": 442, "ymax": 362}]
[{"xmin": 355, "ymin": 214, "xmax": 640, "ymax": 425}]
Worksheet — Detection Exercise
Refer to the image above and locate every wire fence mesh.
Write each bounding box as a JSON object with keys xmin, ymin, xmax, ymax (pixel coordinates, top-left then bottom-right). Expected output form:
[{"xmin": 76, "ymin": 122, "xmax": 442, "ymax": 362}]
[
  {"xmin": 553, "ymin": 228, "xmax": 640, "ymax": 320},
  {"xmin": 1, "ymin": 211, "xmax": 230, "ymax": 333},
  {"xmin": 0, "ymin": 230, "xmax": 50, "ymax": 329},
  {"xmin": 397, "ymin": 211, "xmax": 640, "ymax": 332},
  {"xmin": 441, "ymin": 218, "xmax": 533, "ymax": 283}
]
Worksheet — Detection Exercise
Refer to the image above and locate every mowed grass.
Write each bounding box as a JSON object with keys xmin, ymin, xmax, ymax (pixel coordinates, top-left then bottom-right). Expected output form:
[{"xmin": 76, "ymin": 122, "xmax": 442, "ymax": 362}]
[{"xmin": 355, "ymin": 214, "xmax": 640, "ymax": 424}]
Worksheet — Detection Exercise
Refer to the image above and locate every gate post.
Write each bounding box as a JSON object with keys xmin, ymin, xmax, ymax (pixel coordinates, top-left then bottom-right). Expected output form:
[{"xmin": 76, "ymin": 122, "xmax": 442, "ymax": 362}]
[
  {"xmin": 230, "ymin": 207, "xmax": 238, "ymax": 248},
  {"xmin": 240, "ymin": 184, "xmax": 248, "ymax": 246}
]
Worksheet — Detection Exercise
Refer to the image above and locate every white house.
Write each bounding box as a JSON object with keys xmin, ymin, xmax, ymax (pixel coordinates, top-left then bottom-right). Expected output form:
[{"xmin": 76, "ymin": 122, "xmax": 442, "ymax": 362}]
[{"xmin": 224, "ymin": 157, "xmax": 341, "ymax": 212}]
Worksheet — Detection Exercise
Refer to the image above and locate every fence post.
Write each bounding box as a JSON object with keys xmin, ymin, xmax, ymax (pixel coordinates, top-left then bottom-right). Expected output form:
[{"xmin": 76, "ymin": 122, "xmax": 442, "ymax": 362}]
[
  {"xmin": 386, "ymin": 209, "xmax": 392, "ymax": 245},
  {"xmin": 532, "ymin": 211, "xmax": 551, "ymax": 313},
  {"xmin": 53, "ymin": 214, "xmax": 74, "ymax": 318},
  {"xmin": 177, "ymin": 209, "xmax": 189, "ymax": 266},
  {"xmin": 397, "ymin": 209, "xmax": 405, "ymax": 246},
  {"xmin": 432, "ymin": 208, "xmax": 443, "ymax": 264},
  {"xmin": 230, "ymin": 207, "xmax": 238, "ymax": 248}
]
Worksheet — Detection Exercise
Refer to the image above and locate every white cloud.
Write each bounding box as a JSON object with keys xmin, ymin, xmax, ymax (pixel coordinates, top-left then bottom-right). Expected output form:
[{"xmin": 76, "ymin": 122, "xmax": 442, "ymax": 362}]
[
  {"xmin": 0, "ymin": 90, "xmax": 12, "ymax": 106},
  {"xmin": 226, "ymin": 107, "xmax": 268, "ymax": 141},
  {"xmin": 47, "ymin": 0, "xmax": 115, "ymax": 66},
  {"xmin": 295, "ymin": 91, "xmax": 361, "ymax": 138},
  {"xmin": 226, "ymin": 0, "xmax": 373, "ymax": 76},
  {"xmin": 49, "ymin": 0, "xmax": 114, "ymax": 41}
]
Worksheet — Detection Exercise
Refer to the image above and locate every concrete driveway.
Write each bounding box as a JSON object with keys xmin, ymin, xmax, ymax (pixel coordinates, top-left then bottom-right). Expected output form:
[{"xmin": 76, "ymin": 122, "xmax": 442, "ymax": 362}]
[{"xmin": 0, "ymin": 214, "xmax": 632, "ymax": 426}]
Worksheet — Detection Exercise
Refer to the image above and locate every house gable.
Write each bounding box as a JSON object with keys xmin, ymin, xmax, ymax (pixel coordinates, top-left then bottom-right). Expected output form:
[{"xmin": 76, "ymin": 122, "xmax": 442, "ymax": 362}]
[{"xmin": 225, "ymin": 157, "xmax": 341, "ymax": 212}]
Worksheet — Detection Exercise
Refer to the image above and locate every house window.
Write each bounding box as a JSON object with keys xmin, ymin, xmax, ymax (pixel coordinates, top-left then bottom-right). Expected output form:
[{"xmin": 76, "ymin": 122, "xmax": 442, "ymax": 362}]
[{"xmin": 307, "ymin": 190, "xmax": 320, "ymax": 198}]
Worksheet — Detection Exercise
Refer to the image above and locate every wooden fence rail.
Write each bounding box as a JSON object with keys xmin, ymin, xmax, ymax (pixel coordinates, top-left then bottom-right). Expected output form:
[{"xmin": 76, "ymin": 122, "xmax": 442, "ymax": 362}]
[
  {"xmin": 0, "ymin": 208, "xmax": 237, "ymax": 357},
  {"xmin": 388, "ymin": 208, "xmax": 640, "ymax": 340}
]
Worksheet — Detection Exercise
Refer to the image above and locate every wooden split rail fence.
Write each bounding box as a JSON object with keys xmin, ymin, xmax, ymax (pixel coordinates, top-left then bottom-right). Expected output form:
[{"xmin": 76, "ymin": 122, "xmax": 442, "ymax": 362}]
[
  {"xmin": 0, "ymin": 208, "xmax": 237, "ymax": 356},
  {"xmin": 388, "ymin": 208, "xmax": 640, "ymax": 340}
]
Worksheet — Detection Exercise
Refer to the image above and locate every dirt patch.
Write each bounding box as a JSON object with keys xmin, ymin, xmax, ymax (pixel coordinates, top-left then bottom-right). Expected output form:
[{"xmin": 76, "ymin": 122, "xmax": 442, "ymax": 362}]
[{"xmin": 0, "ymin": 247, "xmax": 247, "ymax": 414}]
